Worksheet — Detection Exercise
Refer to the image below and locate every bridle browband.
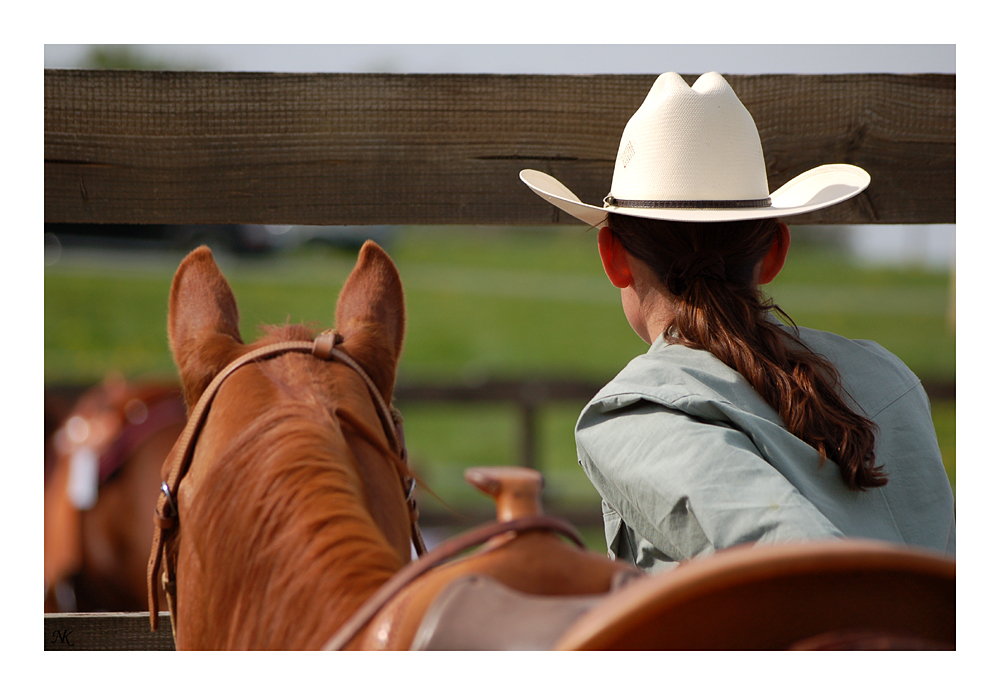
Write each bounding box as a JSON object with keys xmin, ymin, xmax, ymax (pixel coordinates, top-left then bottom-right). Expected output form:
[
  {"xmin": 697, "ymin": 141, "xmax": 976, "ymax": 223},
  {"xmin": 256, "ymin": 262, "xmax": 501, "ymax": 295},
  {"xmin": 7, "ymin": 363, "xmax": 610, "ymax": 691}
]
[{"xmin": 147, "ymin": 329, "xmax": 426, "ymax": 634}]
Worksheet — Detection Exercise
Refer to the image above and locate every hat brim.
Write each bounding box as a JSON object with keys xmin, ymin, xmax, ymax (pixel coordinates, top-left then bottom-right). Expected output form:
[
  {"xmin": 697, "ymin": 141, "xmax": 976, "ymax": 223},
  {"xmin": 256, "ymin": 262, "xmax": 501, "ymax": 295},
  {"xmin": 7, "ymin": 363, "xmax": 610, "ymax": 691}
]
[{"xmin": 520, "ymin": 165, "xmax": 871, "ymax": 225}]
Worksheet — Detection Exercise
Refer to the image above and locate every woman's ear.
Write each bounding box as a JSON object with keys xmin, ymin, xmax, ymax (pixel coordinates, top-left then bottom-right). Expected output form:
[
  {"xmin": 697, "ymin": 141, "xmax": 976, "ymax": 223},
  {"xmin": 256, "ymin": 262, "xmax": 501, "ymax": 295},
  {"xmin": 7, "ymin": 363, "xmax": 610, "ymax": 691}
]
[
  {"xmin": 759, "ymin": 221, "xmax": 791, "ymax": 285},
  {"xmin": 598, "ymin": 227, "xmax": 633, "ymax": 289}
]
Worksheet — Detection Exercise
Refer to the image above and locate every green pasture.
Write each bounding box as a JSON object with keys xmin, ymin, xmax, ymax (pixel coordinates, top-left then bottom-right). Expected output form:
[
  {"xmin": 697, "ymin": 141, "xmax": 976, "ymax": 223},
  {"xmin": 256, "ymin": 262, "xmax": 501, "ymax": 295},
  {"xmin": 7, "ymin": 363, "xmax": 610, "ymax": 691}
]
[{"xmin": 45, "ymin": 226, "xmax": 957, "ymax": 543}]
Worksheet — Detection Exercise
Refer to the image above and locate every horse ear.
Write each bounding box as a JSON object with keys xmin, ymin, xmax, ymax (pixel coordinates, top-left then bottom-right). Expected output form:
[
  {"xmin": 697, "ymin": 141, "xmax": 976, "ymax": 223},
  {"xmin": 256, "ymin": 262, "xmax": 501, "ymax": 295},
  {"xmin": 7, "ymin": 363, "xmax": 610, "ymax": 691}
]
[
  {"xmin": 335, "ymin": 241, "xmax": 406, "ymax": 394},
  {"xmin": 168, "ymin": 246, "xmax": 244, "ymax": 409}
]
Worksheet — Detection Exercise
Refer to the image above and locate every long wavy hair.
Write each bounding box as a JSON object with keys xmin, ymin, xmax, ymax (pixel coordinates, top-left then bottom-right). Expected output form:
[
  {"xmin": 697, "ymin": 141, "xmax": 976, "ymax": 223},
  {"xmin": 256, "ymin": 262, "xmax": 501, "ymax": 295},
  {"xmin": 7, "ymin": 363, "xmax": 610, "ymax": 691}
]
[{"xmin": 606, "ymin": 212, "xmax": 886, "ymax": 491}]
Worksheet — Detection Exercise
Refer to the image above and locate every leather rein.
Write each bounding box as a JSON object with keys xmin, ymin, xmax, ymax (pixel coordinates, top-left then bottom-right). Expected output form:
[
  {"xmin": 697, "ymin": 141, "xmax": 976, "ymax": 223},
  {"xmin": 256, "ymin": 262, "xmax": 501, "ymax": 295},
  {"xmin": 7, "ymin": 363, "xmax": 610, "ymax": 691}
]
[{"xmin": 147, "ymin": 330, "xmax": 426, "ymax": 633}]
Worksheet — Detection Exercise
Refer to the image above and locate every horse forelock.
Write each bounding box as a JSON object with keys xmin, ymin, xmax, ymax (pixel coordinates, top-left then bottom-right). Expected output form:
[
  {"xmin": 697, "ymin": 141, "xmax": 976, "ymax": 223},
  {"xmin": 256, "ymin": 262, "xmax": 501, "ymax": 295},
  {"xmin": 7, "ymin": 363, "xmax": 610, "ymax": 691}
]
[
  {"xmin": 182, "ymin": 327, "xmax": 407, "ymax": 648},
  {"xmin": 260, "ymin": 320, "xmax": 398, "ymax": 408}
]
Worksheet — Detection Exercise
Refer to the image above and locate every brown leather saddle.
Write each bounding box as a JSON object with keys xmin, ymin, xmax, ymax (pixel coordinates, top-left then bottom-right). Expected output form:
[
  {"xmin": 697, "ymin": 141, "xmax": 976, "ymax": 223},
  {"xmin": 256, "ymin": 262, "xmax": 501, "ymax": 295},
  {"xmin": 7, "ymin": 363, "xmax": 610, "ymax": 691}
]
[{"xmin": 321, "ymin": 465, "xmax": 643, "ymax": 650}]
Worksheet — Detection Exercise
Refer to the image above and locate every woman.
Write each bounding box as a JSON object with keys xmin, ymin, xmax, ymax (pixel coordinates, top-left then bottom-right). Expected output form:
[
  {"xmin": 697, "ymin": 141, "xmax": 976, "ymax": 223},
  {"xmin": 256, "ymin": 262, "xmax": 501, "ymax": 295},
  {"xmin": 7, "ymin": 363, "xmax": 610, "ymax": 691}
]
[{"xmin": 520, "ymin": 72, "xmax": 955, "ymax": 572}]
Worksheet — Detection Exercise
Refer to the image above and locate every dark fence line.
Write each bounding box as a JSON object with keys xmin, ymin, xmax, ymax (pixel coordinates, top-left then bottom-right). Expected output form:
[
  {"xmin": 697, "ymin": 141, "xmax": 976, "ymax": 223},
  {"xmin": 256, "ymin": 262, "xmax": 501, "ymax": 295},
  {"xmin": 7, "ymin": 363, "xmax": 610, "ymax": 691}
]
[
  {"xmin": 45, "ymin": 71, "xmax": 955, "ymax": 227},
  {"xmin": 45, "ymin": 376, "xmax": 956, "ymax": 472}
]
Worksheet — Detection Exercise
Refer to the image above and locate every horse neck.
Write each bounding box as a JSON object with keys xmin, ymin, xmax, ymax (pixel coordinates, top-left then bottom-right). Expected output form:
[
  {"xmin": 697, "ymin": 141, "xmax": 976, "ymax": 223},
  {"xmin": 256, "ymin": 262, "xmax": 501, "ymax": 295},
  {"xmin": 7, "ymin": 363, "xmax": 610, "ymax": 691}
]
[{"xmin": 179, "ymin": 365, "xmax": 410, "ymax": 649}]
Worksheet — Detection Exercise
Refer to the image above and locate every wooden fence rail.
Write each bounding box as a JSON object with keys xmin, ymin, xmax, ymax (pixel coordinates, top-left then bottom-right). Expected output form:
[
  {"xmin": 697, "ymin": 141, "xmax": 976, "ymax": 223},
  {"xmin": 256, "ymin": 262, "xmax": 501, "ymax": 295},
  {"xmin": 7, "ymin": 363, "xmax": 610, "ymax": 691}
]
[
  {"xmin": 45, "ymin": 612, "xmax": 174, "ymax": 650},
  {"xmin": 45, "ymin": 71, "xmax": 955, "ymax": 227}
]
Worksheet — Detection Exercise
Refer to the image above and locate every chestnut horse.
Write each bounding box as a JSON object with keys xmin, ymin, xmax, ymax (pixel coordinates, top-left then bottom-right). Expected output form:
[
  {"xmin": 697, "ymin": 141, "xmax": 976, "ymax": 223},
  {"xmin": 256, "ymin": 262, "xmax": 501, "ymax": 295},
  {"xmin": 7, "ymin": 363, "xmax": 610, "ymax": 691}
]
[
  {"xmin": 45, "ymin": 377, "xmax": 185, "ymax": 612},
  {"xmin": 151, "ymin": 242, "xmax": 628, "ymax": 650}
]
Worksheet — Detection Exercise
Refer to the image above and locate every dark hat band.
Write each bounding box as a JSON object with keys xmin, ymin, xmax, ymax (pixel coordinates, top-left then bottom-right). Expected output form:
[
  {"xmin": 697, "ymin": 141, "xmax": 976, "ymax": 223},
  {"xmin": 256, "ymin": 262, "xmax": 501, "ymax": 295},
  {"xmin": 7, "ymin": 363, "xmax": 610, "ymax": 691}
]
[{"xmin": 604, "ymin": 195, "xmax": 772, "ymax": 210}]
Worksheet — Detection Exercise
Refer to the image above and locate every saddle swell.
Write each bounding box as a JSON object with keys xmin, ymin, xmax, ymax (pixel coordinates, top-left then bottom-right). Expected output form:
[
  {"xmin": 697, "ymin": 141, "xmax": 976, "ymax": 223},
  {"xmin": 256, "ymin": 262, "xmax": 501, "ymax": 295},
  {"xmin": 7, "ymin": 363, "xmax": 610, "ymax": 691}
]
[{"xmin": 322, "ymin": 513, "xmax": 598, "ymax": 650}]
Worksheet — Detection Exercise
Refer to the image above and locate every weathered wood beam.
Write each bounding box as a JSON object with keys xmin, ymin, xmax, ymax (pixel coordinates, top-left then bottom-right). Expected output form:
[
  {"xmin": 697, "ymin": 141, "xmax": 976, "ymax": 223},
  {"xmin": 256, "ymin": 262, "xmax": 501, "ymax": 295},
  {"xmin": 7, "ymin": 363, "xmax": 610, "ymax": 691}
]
[
  {"xmin": 44, "ymin": 612, "xmax": 175, "ymax": 650},
  {"xmin": 45, "ymin": 71, "xmax": 954, "ymax": 226}
]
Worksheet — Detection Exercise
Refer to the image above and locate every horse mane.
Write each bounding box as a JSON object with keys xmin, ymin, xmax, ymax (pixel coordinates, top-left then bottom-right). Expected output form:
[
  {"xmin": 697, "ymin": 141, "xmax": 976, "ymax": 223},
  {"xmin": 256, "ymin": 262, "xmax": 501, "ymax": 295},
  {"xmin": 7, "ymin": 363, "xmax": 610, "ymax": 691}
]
[{"xmin": 185, "ymin": 323, "xmax": 407, "ymax": 649}]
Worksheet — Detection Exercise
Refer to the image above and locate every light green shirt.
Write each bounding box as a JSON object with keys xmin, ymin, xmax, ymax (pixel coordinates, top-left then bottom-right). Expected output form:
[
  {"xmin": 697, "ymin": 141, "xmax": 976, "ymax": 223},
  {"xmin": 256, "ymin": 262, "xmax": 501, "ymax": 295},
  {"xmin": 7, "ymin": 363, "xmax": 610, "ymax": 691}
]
[{"xmin": 575, "ymin": 325, "xmax": 956, "ymax": 573}]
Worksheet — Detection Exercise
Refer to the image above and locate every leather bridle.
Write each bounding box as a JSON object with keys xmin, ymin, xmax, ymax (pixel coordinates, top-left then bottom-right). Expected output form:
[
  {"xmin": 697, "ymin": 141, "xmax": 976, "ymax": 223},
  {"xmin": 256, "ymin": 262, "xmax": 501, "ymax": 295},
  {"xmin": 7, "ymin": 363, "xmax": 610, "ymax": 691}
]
[{"xmin": 147, "ymin": 329, "xmax": 426, "ymax": 635}]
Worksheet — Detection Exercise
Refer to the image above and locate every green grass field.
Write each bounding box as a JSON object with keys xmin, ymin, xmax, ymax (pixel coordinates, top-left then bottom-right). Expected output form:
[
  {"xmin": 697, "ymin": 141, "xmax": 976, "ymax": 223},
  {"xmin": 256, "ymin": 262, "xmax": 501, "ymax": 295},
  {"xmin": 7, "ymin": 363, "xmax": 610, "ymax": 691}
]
[{"xmin": 45, "ymin": 226, "xmax": 957, "ymax": 532}]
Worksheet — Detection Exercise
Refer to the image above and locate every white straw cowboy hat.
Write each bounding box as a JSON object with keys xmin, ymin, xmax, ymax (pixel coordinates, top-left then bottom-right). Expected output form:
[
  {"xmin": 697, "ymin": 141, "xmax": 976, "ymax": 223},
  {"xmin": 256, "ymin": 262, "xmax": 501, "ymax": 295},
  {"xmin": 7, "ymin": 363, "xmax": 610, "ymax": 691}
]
[{"xmin": 520, "ymin": 71, "xmax": 870, "ymax": 225}]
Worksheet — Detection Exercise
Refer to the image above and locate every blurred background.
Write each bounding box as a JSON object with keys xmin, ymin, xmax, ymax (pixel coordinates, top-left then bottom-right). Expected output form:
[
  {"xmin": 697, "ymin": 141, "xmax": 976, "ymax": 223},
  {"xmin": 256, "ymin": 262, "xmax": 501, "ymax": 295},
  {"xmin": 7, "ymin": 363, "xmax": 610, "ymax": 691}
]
[{"xmin": 44, "ymin": 44, "xmax": 956, "ymax": 557}]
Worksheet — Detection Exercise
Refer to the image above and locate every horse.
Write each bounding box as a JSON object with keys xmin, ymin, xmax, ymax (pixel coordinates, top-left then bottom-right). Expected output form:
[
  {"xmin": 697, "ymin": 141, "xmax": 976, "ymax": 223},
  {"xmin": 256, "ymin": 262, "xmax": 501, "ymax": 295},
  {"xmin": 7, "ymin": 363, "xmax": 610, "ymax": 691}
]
[
  {"xmin": 45, "ymin": 376, "xmax": 186, "ymax": 612},
  {"xmin": 149, "ymin": 242, "xmax": 631, "ymax": 650},
  {"xmin": 149, "ymin": 241, "xmax": 955, "ymax": 650}
]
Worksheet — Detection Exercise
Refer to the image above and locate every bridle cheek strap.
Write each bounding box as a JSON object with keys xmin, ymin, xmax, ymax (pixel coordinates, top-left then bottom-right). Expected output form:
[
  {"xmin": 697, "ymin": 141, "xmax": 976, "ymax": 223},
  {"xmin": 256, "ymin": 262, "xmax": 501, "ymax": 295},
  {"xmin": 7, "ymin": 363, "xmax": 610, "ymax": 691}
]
[{"xmin": 147, "ymin": 331, "xmax": 424, "ymax": 635}]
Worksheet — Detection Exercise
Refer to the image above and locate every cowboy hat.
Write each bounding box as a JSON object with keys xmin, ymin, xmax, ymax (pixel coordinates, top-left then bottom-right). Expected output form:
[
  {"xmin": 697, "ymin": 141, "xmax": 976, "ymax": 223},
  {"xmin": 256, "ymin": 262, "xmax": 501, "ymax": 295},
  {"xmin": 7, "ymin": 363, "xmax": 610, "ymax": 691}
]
[{"xmin": 520, "ymin": 71, "xmax": 870, "ymax": 225}]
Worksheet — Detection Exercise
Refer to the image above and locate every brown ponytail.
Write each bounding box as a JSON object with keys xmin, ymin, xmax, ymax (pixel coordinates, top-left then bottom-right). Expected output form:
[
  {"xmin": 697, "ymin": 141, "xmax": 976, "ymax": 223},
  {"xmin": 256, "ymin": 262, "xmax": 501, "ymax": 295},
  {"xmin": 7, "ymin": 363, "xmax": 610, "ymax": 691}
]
[{"xmin": 606, "ymin": 212, "xmax": 886, "ymax": 491}]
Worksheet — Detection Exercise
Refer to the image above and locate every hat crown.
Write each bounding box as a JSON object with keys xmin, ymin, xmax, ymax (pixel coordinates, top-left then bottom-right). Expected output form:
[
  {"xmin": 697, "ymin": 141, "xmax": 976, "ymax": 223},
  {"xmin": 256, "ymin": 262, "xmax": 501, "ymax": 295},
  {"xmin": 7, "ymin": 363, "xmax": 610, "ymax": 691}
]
[{"xmin": 610, "ymin": 72, "xmax": 770, "ymax": 202}]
